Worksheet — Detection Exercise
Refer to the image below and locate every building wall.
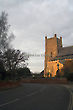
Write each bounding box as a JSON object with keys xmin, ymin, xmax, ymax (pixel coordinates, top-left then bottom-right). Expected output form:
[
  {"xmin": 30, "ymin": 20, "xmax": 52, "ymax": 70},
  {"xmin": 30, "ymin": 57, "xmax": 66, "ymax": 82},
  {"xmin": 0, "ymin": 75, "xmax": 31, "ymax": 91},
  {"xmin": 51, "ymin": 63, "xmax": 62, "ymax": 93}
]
[{"xmin": 44, "ymin": 60, "xmax": 63, "ymax": 77}]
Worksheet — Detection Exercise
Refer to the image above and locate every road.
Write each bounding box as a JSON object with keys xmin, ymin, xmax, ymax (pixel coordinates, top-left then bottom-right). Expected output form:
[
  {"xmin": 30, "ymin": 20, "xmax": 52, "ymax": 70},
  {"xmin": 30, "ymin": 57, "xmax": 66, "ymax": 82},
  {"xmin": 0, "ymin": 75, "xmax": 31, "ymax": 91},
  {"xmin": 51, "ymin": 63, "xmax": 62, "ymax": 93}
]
[{"xmin": 0, "ymin": 83, "xmax": 70, "ymax": 110}]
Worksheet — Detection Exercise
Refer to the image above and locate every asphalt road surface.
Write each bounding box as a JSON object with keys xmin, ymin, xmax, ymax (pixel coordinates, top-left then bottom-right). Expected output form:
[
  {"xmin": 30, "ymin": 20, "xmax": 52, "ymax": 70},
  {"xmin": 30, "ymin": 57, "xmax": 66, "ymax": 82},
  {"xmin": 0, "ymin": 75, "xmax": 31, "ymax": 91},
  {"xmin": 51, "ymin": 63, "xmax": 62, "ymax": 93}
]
[{"xmin": 0, "ymin": 84, "xmax": 70, "ymax": 110}]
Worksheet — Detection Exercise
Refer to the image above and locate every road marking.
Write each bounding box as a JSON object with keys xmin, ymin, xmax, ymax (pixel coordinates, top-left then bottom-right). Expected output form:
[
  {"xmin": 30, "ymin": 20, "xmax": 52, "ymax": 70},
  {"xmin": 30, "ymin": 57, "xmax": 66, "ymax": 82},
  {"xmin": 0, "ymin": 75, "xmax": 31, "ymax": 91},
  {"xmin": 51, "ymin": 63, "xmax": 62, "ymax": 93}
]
[
  {"xmin": 0, "ymin": 86, "xmax": 46, "ymax": 108},
  {"xmin": 0, "ymin": 98, "xmax": 19, "ymax": 107},
  {"xmin": 26, "ymin": 86, "xmax": 46, "ymax": 97},
  {"xmin": 63, "ymin": 85, "xmax": 73, "ymax": 110},
  {"xmin": 26, "ymin": 91, "xmax": 38, "ymax": 97}
]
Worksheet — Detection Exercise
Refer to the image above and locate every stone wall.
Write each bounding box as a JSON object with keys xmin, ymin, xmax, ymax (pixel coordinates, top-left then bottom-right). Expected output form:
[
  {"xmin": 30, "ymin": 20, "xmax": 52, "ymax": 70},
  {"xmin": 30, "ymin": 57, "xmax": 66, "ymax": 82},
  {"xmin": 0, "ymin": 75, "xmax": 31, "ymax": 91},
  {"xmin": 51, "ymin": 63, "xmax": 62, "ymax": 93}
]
[{"xmin": 47, "ymin": 60, "xmax": 63, "ymax": 77}]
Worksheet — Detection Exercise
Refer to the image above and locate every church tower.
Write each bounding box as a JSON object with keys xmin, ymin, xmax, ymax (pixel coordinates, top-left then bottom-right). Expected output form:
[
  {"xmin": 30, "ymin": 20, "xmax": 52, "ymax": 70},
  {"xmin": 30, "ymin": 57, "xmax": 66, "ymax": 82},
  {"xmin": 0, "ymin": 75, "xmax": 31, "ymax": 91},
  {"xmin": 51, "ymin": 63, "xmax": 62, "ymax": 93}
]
[{"xmin": 44, "ymin": 34, "xmax": 62, "ymax": 77}]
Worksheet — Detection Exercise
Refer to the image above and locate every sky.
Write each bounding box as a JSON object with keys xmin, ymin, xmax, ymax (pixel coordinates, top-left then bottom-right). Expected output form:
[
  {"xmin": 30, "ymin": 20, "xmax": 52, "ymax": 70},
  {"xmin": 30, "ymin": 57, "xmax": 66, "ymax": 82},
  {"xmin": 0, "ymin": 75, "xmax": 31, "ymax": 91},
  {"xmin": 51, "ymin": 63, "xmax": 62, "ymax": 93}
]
[{"xmin": 0, "ymin": 0, "xmax": 73, "ymax": 73}]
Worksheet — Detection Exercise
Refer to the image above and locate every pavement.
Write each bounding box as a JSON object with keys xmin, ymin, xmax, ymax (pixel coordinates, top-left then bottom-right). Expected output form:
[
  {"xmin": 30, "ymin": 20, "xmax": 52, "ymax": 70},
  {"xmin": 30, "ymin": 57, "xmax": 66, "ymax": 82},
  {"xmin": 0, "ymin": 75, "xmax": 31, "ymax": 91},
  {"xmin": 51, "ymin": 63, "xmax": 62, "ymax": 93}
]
[
  {"xmin": 0, "ymin": 84, "xmax": 71, "ymax": 110},
  {"xmin": 63, "ymin": 84, "xmax": 73, "ymax": 110}
]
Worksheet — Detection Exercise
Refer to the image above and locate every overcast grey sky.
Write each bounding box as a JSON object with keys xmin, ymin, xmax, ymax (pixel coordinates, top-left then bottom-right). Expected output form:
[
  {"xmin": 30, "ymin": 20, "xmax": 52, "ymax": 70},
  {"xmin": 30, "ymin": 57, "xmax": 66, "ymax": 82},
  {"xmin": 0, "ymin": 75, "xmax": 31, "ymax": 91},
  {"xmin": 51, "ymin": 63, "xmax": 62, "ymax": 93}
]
[{"xmin": 0, "ymin": 0, "xmax": 73, "ymax": 72}]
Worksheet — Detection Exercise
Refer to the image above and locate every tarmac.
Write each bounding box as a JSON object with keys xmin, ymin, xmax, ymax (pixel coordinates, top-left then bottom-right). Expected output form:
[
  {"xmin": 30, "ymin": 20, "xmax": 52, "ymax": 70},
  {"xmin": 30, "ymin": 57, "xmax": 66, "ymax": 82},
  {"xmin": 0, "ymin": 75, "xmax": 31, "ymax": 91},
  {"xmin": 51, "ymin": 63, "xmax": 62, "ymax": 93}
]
[{"xmin": 63, "ymin": 84, "xmax": 73, "ymax": 110}]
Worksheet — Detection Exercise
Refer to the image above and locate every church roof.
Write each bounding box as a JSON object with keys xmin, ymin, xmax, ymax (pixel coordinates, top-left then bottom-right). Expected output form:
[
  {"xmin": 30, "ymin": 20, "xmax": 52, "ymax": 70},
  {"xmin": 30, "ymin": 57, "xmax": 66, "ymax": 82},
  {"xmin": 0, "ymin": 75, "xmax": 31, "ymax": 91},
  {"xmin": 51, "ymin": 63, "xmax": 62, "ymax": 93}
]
[{"xmin": 58, "ymin": 46, "xmax": 73, "ymax": 56}]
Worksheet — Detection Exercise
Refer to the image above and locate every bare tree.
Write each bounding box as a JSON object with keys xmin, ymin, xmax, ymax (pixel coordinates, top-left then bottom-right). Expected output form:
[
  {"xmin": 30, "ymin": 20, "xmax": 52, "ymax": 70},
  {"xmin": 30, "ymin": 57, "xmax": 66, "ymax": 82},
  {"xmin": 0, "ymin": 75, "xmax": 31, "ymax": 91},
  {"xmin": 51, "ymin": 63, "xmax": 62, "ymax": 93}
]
[
  {"xmin": 0, "ymin": 11, "xmax": 29, "ymax": 80},
  {"xmin": 2, "ymin": 49, "xmax": 29, "ymax": 79},
  {"xmin": 0, "ymin": 11, "xmax": 14, "ymax": 53}
]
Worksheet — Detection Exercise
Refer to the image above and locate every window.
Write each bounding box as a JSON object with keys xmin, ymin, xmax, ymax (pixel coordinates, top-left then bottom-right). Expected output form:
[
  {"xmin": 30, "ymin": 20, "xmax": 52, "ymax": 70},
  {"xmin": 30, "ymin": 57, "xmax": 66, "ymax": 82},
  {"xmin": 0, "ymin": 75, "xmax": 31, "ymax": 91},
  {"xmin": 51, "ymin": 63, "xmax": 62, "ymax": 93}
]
[{"xmin": 51, "ymin": 52, "xmax": 52, "ymax": 57}]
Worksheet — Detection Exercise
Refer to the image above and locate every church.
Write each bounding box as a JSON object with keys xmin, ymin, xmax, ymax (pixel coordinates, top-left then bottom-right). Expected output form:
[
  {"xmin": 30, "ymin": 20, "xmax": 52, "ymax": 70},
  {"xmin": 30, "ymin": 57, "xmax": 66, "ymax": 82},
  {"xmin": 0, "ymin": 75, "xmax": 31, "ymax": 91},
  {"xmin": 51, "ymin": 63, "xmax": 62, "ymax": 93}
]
[{"xmin": 44, "ymin": 34, "xmax": 73, "ymax": 77}]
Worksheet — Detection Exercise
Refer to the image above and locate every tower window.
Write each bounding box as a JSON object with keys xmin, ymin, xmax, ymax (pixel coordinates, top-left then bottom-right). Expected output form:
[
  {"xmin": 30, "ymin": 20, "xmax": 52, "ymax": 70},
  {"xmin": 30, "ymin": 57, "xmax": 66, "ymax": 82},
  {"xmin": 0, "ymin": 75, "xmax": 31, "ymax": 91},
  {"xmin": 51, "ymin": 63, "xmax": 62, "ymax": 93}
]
[{"xmin": 51, "ymin": 52, "xmax": 52, "ymax": 57}]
